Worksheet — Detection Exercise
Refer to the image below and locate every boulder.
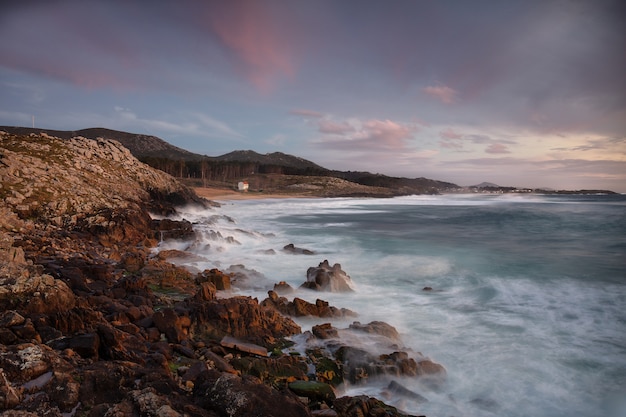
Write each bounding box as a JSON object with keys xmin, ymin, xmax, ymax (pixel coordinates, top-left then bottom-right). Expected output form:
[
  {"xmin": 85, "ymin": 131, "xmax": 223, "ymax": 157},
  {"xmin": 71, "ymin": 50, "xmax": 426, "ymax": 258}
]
[
  {"xmin": 301, "ymin": 260, "xmax": 354, "ymax": 292},
  {"xmin": 283, "ymin": 243, "xmax": 315, "ymax": 255},
  {"xmin": 261, "ymin": 292, "xmax": 355, "ymax": 318},
  {"xmin": 197, "ymin": 268, "xmax": 231, "ymax": 291},
  {"xmin": 190, "ymin": 296, "xmax": 301, "ymax": 348},
  {"xmin": 194, "ymin": 371, "xmax": 311, "ymax": 417},
  {"xmin": 333, "ymin": 395, "xmax": 421, "ymax": 417}
]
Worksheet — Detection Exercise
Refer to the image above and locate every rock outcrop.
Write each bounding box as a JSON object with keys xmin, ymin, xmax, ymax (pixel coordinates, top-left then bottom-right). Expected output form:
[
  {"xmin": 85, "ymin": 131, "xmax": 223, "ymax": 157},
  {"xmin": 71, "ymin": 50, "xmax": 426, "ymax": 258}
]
[
  {"xmin": 301, "ymin": 260, "xmax": 355, "ymax": 292},
  {"xmin": 0, "ymin": 131, "xmax": 440, "ymax": 417}
]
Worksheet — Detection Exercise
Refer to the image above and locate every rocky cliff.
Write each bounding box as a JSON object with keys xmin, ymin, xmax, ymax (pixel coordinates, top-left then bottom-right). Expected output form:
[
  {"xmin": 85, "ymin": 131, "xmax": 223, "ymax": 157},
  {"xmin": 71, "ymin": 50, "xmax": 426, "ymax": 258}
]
[{"xmin": 0, "ymin": 131, "xmax": 438, "ymax": 416}]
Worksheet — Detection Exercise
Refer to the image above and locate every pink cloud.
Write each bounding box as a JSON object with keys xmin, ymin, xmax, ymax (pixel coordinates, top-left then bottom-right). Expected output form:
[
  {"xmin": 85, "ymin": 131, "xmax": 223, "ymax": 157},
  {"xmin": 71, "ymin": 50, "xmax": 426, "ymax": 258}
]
[
  {"xmin": 439, "ymin": 140, "xmax": 465, "ymax": 150},
  {"xmin": 423, "ymin": 84, "xmax": 459, "ymax": 104},
  {"xmin": 209, "ymin": 1, "xmax": 296, "ymax": 93},
  {"xmin": 485, "ymin": 143, "xmax": 511, "ymax": 154},
  {"xmin": 359, "ymin": 119, "xmax": 416, "ymax": 149},
  {"xmin": 289, "ymin": 109, "xmax": 324, "ymax": 118},
  {"xmin": 316, "ymin": 118, "xmax": 417, "ymax": 152},
  {"xmin": 439, "ymin": 127, "xmax": 463, "ymax": 140},
  {"xmin": 318, "ymin": 119, "xmax": 354, "ymax": 135}
]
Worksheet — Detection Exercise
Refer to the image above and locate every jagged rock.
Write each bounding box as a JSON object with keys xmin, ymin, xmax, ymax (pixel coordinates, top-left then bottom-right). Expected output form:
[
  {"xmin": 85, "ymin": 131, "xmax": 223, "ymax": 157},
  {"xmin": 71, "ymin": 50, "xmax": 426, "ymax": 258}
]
[
  {"xmin": 333, "ymin": 395, "xmax": 421, "ymax": 417},
  {"xmin": 301, "ymin": 260, "xmax": 354, "ymax": 292},
  {"xmin": 348, "ymin": 321, "xmax": 400, "ymax": 341},
  {"xmin": 0, "ymin": 272, "xmax": 76, "ymax": 315},
  {"xmin": 283, "ymin": 243, "xmax": 315, "ymax": 255},
  {"xmin": 261, "ymin": 291, "xmax": 355, "ymax": 318},
  {"xmin": 273, "ymin": 281, "xmax": 294, "ymax": 294},
  {"xmin": 221, "ymin": 336, "xmax": 268, "ymax": 357},
  {"xmin": 385, "ymin": 380, "xmax": 428, "ymax": 403},
  {"xmin": 312, "ymin": 323, "xmax": 339, "ymax": 340},
  {"xmin": 231, "ymin": 355, "xmax": 309, "ymax": 385},
  {"xmin": 190, "ymin": 296, "xmax": 301, "ymax": 348},
  {"xmin": 288, "ymin": 380, "xmax": 336, "ymax": 403},
  {"xmin": 194, "ymin": 370, "xmax": 311, "ymax": 417},
  {"xmin": 152, "ymin": 308, "xmax": 190, "ymax": 343},
  {"xmin": 151, "ymin": 218, "xmax": 195, "ymax": 241},
  {"xmin": 197, "ymin": 268, "xmax": 231, "ymax": 291},
  {"xmin": 69, "ymin": 332, "xmax": 100, "ymax": 359}
]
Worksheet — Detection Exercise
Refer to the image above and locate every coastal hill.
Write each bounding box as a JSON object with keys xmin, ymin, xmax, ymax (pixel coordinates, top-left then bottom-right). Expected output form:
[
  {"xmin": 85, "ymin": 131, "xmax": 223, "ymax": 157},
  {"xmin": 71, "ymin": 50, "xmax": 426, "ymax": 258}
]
[
  {"xmin": 0, "ymin": 126, "xmax": 458, "ymax": 195},
  {"xmin": 1, "ymin": 130, "xmax": 438, "ymax": 416},
  {"xmin": 2, "ymin": 126, "xmax": 615, "ymax": 195}
]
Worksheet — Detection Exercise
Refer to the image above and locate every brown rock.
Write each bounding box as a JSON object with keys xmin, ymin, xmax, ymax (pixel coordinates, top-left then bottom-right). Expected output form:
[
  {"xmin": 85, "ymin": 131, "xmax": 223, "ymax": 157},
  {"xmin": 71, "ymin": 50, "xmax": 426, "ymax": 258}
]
[
  {"xmin": 333, "ymin": 395, "xmax": 420, "ymax": 417},
  {"xmin": 301, "ymin": 260, "xmax": 354, "ymax": 292},
  {"xmin": 197, "ymin": 268, "xmax": 231, "ymax": 291},
  {"xmin": 194, "ymin": 371, "xmax": 311, "ymax": 417},
  {"xmin": 191, "ymin": 296, "xmax": 301, "ymax": 348},
  {"xmin": 348, "ymin": 321, "xmax": 400, "ymax": 341},
  {"xmin": 153, "ymin": 308, "xmax": 189, "ymax": 343},
  {"xmin": 312, "ymin": 323, "xmax": 339, "ymax": 340}
]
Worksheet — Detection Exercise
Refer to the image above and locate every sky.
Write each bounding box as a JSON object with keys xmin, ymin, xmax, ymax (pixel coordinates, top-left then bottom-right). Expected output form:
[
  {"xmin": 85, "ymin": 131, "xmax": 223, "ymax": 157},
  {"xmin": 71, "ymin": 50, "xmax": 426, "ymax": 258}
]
[{"xmin": 1, "ymin": 0, "xmax": 625, "ymax": 192}]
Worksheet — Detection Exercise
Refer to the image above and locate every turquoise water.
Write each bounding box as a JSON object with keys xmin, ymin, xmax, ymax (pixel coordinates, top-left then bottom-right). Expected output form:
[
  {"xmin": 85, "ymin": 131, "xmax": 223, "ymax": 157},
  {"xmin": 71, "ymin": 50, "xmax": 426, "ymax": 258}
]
[{"xmin": 163, "ymin": 194, "xmax": 626, "ymax": 416}]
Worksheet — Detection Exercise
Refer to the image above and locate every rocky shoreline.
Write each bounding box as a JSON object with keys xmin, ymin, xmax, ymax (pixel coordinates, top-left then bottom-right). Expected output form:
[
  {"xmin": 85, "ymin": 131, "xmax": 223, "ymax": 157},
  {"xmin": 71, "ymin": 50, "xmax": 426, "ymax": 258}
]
[{"xmin": 0, "ymin": 132, "xmax": 444, "ymax": 416}]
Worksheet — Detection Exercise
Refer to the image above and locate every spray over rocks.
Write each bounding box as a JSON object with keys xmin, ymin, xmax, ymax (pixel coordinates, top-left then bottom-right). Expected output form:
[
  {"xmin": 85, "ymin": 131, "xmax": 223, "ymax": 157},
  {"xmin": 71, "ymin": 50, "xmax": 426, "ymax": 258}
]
[{"xmin": 0, "ymin": 131, "xmax": 443, "ymax": 416}]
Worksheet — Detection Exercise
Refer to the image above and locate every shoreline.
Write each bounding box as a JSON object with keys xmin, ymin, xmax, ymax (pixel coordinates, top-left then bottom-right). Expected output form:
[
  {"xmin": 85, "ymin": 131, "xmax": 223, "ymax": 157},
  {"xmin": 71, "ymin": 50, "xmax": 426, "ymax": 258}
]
[{"xmin": 193, "ymin": 186, "xmax": 314, "ymax": 201}]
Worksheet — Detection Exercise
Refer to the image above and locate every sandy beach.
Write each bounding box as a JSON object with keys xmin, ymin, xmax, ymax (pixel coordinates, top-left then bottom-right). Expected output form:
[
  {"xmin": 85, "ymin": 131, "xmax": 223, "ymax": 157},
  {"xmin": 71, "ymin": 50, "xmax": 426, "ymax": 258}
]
[{"xmin": 193, "ymin": 186, "xmax": 309, "ymax": 201}]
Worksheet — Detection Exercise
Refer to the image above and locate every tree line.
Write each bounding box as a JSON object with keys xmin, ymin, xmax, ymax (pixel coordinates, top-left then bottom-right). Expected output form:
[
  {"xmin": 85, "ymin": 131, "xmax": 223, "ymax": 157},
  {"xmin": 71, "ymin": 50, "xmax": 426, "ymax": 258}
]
[{"xmin": 139, "ymin": 156, "xmax": 328, "ymax": 182}]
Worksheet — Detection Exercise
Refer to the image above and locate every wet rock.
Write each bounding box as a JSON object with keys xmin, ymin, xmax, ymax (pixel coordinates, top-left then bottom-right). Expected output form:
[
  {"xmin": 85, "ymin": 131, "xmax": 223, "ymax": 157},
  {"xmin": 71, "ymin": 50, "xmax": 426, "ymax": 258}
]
[
  {"xmin": 273, "ymin": 281, "xmax": 294, "ymax": 294},
  {"xmin": 312, "ymin": 323, "xmax": 339, "ymax": 340},
  {"xmin": 385, "ymin": 380, "xmax": 428, "ymax": 403},
  {"xmin": 349, "ymin": 321, "xmax": 400, "ymax": 341},
  {"xmin": 231, "ymin": 355, "xmax": 309, "ymax": 385},
  {"xmin": 197, "ymin": 268, "xmax": 231, "ymax": 291},
  {"xmin": 289, "ymin": 380, "xmax": 336, "ymax": 403},
  {"xmin": 152, "ymin": 218, "xmax": 195, "ymax": 241},
  {"xmin": 194, "ymin": 370, "xmax": 311, "ymax": 417},
  {"xmin": 283, "ymin": 243, "xmax": 315, "ymax": 255},
  {"xmin": 333, "ymin": 395, "xmax": 421, "ymax": 417},
  {"xmin": 262, "ymin": 292, "xmax": 355, "ymax": 318},
  {"xmin": 221, "ymin": 336, "xmax": 268, "ymax": 357},
  {"xmin": 190, "ymin": 296, "xmax": 301, "ymax": 348},
  {"xmin": 153, "ymin": 308, "xmax": 190, "ymax": 343},
  {"xmin": 301, "ymin": 260, "xmax": 354, "ymax": 292}
]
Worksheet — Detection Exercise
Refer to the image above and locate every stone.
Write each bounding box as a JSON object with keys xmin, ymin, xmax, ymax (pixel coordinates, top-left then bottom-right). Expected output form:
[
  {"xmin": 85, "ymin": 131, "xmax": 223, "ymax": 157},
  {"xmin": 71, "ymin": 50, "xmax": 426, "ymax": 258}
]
[
  {"xmin": 69, "ymin": 333, "xmax": 100, "ymax": 359},
  {"xmin": 349, "ymin": 321, "xmax": 400, "ymax": 341},
  {"xmin": 288, "ymin": 380, "xmax": 336, "ymax": 403},
  {"xmin": 191, "ymin": 296, "xmax": 301, "ymax": 348},
  {"xmin": 194, "ymin": 371, "xmax": 311, "ymax": 417},
  {"xmin": 283, "ymin": 243, "xmax": 315, "ymax": 255},
  {"xmin": 385, "ymin": 380, "xmax": 428, "ymax": 403},
  {"xmin": 333, "ymin": 395, "xmax": 421, "ymax": 417},
  {"xmin": 312, "ymin": 323, "xmax": 339, "ymax": 340},
  {"xmin": 301, "ymin": 260, "xmax": 354, "ymax": 292},
  {"xmin": 221, "ymin": 336, "xmax": 268, "ymax": 357},
  {"xmin": 152, "ymin": 308, "xmax": 189, "ymax": 343},
  {"xmin": 197, "ymin": 268, "xmax": 231, "ymax": 291}
]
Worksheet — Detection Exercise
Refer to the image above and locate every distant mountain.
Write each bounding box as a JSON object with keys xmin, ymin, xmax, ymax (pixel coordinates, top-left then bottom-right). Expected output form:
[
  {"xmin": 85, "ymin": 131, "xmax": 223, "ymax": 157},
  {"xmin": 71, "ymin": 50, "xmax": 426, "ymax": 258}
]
[
  {"xmin": 471, "ymin": 182, "xmax": 501, "ymax": 188},
  {"xmin": 0, "ymin": 125, "xmax": 458, "ymax": 193},
  {"xmin": 215, "ymin": 150, "xmax": 326, "ymax": 171}
]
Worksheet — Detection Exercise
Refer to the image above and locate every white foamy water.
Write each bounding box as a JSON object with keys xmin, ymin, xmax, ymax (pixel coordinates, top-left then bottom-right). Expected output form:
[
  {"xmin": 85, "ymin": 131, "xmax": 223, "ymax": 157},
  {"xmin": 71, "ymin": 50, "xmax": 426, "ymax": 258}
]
[{"xmin": 157, "ymin": 194, "xmax": 626, "ymax": 417}]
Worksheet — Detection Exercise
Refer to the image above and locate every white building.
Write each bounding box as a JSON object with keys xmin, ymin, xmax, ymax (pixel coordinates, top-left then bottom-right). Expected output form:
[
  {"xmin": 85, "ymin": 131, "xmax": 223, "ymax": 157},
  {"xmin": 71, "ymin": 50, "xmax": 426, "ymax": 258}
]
[{"xmin": 237, "ymin": 181, "xmax": 249, "ymax": 191}]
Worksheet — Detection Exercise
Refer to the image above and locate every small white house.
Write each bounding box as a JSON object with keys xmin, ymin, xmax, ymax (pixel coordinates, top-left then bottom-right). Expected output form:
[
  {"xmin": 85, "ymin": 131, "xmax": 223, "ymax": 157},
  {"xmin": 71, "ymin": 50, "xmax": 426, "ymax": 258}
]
[{"xmin": 237, "ymin": 181, "xmax": 249, "ymax": 191}]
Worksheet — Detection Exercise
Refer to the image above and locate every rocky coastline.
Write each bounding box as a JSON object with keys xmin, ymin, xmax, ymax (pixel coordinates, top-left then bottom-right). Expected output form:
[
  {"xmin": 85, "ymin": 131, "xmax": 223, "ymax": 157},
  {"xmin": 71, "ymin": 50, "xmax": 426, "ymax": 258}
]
[{"xmin": 0, "ymin": 132, "xmax": 444, "ymax": 417}]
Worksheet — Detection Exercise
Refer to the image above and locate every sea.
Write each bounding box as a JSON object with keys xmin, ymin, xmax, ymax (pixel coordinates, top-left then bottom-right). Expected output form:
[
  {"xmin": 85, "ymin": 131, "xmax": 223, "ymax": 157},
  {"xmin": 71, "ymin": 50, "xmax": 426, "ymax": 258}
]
[{"xmin": 157, "ymin": 193, "xmax": 626, "ymax": 417}]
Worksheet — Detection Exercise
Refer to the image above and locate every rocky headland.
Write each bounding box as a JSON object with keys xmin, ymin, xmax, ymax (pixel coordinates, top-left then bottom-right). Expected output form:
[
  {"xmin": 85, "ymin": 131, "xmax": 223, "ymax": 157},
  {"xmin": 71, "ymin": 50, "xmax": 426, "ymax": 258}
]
[{"xmin": 0, "ymin": 131, "xmax": 444, "ymax": 416}]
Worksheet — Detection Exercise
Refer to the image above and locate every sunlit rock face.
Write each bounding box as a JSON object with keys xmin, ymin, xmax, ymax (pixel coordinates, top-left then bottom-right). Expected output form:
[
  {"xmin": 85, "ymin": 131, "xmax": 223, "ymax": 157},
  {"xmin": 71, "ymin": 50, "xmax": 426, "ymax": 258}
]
[{"xmin": 0, "ymin": 131, "xmax": 204, "ymax": 231}]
